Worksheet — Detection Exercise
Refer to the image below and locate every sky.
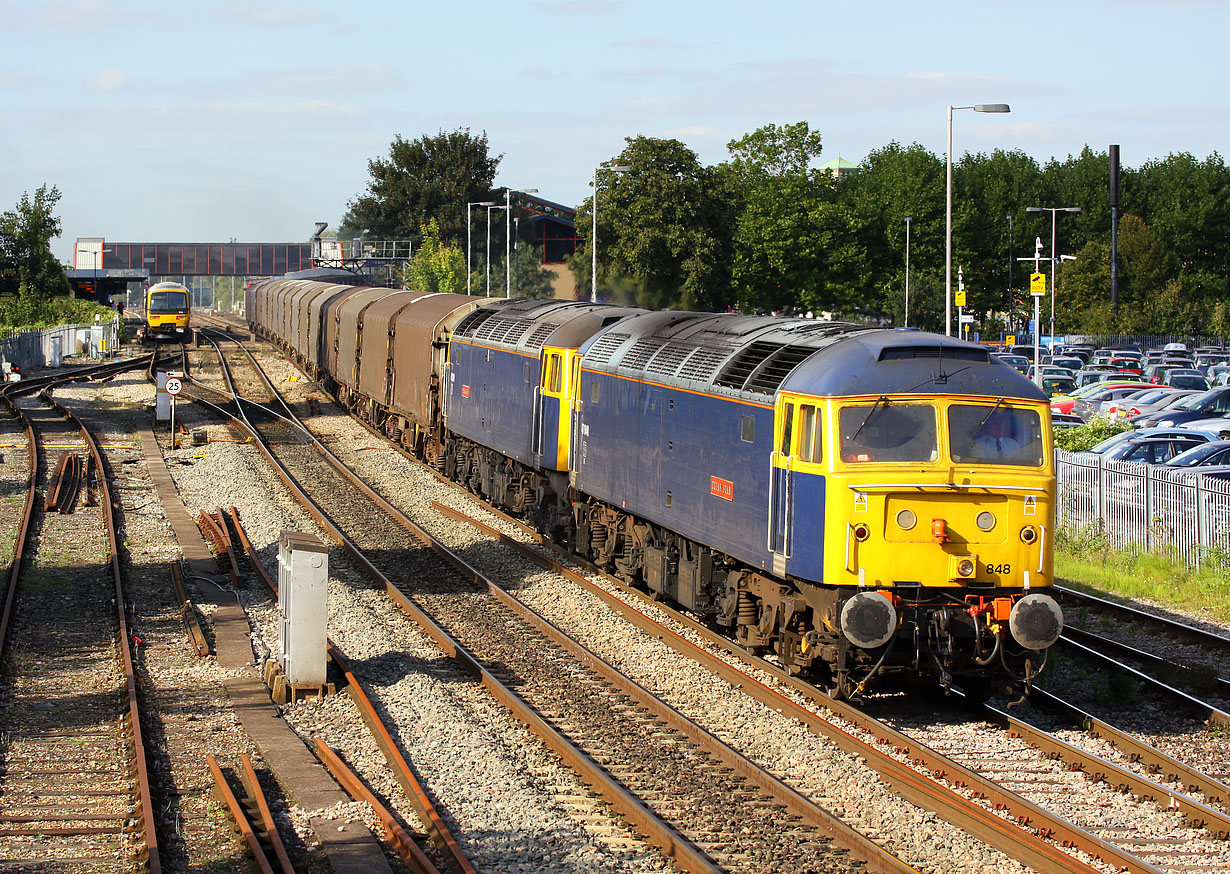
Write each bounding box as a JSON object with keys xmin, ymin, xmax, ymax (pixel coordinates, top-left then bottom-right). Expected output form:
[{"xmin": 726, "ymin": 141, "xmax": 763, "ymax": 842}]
[{"xmin": 3, "ymin": 0, "xmax": 1226, "ymax": 264}]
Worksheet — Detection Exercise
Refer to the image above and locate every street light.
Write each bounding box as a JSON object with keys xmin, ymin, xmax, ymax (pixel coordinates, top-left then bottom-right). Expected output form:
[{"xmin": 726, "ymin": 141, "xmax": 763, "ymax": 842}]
[
  {"xmin": 506, "ymin": 188, "xmax": 538, "ymax": 298},
  {"xmin": 467, "ymin": 201, "xmax": 496, "ymax": 294},
  {"xmin": 1006, "ymin": 214, "xmax": 1015, "ymax": 333},
  {"xmin": 946, "ymin": 103, "xmax": 1010, "ymax": 337},
  {"xmin": 90, "ymin": 246, "xmax": 112, "ymax": 301},
  {"xmin": 1025, "ymin": 205, "xmax": 1081, "ymax": 348},
  {"xmin": 903, "ymin": 216, "xmax": 912, "ymax": 328},
  {"xmin": 592, "ymin": 164, "xmax": 632, "ymax": 303},
  {"xmin": 486, "ymin": 204, "xmax": 507, "ymax": 296}
]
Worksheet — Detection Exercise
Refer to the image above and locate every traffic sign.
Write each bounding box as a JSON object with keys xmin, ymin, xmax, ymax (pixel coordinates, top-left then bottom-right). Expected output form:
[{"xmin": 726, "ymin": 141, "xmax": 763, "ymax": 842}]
[
  {"xmin": 1030, "ymin": 273, "xmax": 1047, "ymax": 296},
  {"xmin": 959, "ymin": 314, "xmax": 975, "ymax": 323},
  {"xmin": 1005, "ymin": 334, "xmax": 1016, "ymax": 346},
  {"xmin": 165, "ymin": 377, "xmax": 182, "ymax": 396},
  {"xmin": 954, "ymin": 290, "xmax": 967, "ymax": 307}
]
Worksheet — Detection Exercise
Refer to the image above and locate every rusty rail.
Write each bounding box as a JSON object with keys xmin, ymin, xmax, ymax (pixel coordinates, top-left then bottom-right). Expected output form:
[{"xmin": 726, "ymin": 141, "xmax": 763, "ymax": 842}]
[
  {"xmin": 170, "ymin": 561, "xmax": 211, "ymax": 657},
  {"xmin": 206, "ymin": 754, "xmax": 288, "ymax": 874}
]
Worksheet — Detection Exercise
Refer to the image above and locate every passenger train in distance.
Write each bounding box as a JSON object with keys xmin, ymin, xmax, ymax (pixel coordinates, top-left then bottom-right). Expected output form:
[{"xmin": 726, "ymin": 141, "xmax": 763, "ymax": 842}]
[
  {"xmin": 142, "ymin": 281, "xmax": 191, "ymax": 342},
  {"xmin": 247, "ymin": 280, "xmax": 1063, "ymax": 702}
]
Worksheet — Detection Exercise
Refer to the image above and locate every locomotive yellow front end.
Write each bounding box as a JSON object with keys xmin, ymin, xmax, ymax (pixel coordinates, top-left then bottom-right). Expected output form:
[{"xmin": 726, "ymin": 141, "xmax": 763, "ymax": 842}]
[{"xmin": 818, "ymin": 393, "xmax": 1062, "ymax": 698}]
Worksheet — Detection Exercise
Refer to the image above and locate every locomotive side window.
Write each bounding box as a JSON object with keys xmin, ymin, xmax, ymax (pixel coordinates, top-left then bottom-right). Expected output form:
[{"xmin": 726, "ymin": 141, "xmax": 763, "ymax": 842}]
[
  {"xmin": 839, "ymin": 402, "xmax": 937, "ymax": 463},
  {"xmin": 948, "ymin": 405, "xmax": 1043, "ymax": 466},
  {"xmin": 741, "ymin": 415, "xmax": 754, "ymax": 443},
  {"xmin": 544, "ymin": 353, "xmax": 562, "ymax": 393},
  {"xmin": 798, "ymin": 404, "xmax": 820, "ymax": 462},
  {"xmin": 780, "ymin": 404, "xmax": 794, "ymax": 455},
  {"xmin": 591, "ymin": 381, "xmax": 600, "ymax": 403}
]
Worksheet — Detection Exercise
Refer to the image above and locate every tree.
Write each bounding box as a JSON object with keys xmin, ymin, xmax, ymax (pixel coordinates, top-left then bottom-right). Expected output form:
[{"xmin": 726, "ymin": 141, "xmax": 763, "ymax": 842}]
[
  {"xmin": 497, "ymin": 243, "xmax": 558, "ymax": 300},
  {"xmin": 342, "ymin": 129, "xmax": 501, "ymax": 246},
  {"xmin": 722, "ymin": 122, "xmax": 833, "ymax": 314},
  {"xmin": 401, "ymin": 219, "xmax": 466, "ymax": 294},
  {"xmin": 579, "ymin": 136, "xmax": 733, "ymax": 311},
  {"xmin": 0, "ymin": 184, "xmax": 70, "ymax": 300}
]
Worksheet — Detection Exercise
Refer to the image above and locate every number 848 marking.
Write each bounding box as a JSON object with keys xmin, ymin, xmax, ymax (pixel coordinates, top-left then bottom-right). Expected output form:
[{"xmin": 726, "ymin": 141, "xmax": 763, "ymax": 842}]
[{"xmin": 985, "ymin": 563, "xmax": 1011, "ymax": 575}]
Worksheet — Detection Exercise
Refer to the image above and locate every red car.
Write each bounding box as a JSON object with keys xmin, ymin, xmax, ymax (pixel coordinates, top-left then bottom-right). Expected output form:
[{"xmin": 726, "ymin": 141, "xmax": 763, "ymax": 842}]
[
  {"xmin": 1050, "ymin": 381, "xmax": 1147, "ymax": 415},
  {"xmin": 1109, "ymin": 357, "xmax": 1142, "ymax": 376}
]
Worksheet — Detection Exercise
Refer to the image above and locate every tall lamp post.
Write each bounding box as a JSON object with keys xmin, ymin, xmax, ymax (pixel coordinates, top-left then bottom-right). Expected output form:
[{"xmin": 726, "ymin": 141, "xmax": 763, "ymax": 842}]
[
  {"xmin": 1025, "ymin": 205, "xmax": 1081, "ymax": 348},
  {"xmin": 946, "ymin": 103, "xmax": 1010, "ymax": 336},
  {"xmin": 1006, "ymin": 214, "xmax": 1015, "ymax": 334},
  {"xmin": 591, "ymin": 164, "xmax": 632, "ymax": 303},
  {"xmin": 506, "ymin": 188, "xmax": 538, "ymax": 298},
  {"xmin": 903, "ymin": 216, "xmax": 912, "ymax": 328},
  {"xmin": 467, "ymin": 201, "xmax": 496, "ymax": 294},
  {"xmin": 486, "ymin": 204, "xmax": 507, "ymax": 296},
  {"xmin": 91, "ymin": 246, "xmax": 112, "ymax": 301}
]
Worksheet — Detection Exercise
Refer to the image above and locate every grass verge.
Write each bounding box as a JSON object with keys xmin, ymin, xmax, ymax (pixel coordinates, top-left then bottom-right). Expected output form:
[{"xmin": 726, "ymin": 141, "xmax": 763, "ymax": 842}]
[{"xmin": 1056, "ymin": 526, "xmax": 1230, "ymax": 625}]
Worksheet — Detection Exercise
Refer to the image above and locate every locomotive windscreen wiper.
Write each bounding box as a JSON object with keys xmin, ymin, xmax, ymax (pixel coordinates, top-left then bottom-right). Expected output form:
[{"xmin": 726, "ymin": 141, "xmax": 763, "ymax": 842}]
[
  {"xmin": 973, "ymin": 397, "xmax": 1006, "ymax": 434},
  {"xmin": 850, "ymin": 395, "xmax": 889, "ymax": 444}
]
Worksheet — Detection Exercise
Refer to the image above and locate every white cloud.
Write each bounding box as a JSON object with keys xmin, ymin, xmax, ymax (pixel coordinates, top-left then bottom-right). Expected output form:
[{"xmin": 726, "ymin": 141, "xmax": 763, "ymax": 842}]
[
  {"xmin": 220, "ymin": 3, "xmax": 327, "ymax": 27},
  {"xmin": 88, "ymin": 68, "xmax": 126, "ymax": 91}
]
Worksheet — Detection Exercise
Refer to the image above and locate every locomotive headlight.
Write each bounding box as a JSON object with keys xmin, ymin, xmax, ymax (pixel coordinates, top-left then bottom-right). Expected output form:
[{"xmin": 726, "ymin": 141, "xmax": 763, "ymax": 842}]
[
  {"xmin": 1009, "ymin": 593, "xmax": 1064, "ymax": 650},
  {"xmin": 956, "ymin": 558, "xmax": 975, "ymax": 577},
  {"xmin": 840, "ymin": 591, "xmax": 897, "ymax": 649},
  {"xmin": 975, "ymin": 511, "xmax": 996, "ymax": 532},
  {"xmin": 1020, "ymin": 526, "xmax": 1038, "ymax": 544},
  {"xmin": 895, "ymin": 509, "xmax": 916, "ymax": 530}
]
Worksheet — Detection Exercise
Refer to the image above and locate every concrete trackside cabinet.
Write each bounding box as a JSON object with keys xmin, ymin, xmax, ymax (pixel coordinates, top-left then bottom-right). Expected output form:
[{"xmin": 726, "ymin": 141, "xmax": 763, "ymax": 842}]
[{"xmin": 277, "ymin": 530, "xmax": 329, "ymax": 687}]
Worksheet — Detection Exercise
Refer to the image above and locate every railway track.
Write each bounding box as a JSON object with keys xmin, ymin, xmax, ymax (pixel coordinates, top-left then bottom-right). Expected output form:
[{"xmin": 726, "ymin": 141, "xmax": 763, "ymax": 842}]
[
  {"xmin": 188, "ymin": 327, "xmax": 918, "ymax": 874},
  {"xmin": 0, "ymin": 365, "xmax": 159, "ymax": 872},
  {"xmin": 185, "ymin": 329, "xmax": 1230, "ymax": 873}
]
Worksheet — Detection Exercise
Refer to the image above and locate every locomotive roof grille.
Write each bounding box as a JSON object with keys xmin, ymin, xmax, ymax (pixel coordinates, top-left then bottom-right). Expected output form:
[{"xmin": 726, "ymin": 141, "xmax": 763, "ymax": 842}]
[
  {"xmin": 745, "ymin": 345, "xmax": 819, "ymax": 394},
  {"xmin": 525, "ymin": 322, "xmax": 561, "ymax": 349},
  {"xmin": 676, "ymin": 347, "xmax": 730, "ymax": 382},
  {"xmin": 454, "ymin": 307, "xmax": 497, "ymax": 337},
  {"xmin": 584, "ymin": 332, "xmax": 630, "ymax": 365},
  {"xmin": 714, "ymin": 341, "xmax": 784, "ymax": 390},
  {"xmin": 879, "ymin": 345, "xmax": 989, "ymax": 363},
  {"xmin": 645, "ymin": 343, "xmax": 696, "ymax": 376},
  {"xmin": 621, "ymin": 338, "xmax": 661, "ymax": 371}
]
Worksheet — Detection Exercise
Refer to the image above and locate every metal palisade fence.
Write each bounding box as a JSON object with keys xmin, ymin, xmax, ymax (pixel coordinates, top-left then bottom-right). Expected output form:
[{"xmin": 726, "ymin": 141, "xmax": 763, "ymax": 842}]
[
  {"xmin": 1056, "ymin": 449, "xmax": 1230, "ymax": 568},
  {"xmin": 0, "ymin": 323, "xmax": 120, "ymax": 372}
]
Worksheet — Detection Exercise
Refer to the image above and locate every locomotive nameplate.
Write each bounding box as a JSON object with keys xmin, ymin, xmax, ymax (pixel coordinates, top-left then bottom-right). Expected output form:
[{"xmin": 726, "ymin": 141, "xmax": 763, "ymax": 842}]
[{"xmin": 710, "ymin": 476, "xmax": 734, "ymax": 501}]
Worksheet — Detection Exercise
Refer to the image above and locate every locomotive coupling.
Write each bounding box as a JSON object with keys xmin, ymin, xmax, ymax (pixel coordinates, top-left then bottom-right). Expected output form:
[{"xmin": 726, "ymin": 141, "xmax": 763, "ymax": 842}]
[
  {"xmin": 1008, "ymin": 593, "xmax": 1063, "ymax": 650},
  {"xmin": 840, "ymin": 591, "xmax": 897, "ymax": 649}
]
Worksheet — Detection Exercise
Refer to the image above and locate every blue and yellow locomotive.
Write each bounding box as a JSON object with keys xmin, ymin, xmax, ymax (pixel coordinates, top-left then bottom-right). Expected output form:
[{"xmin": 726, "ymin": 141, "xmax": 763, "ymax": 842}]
[{"xmin": 250, "ymin": 285, "xmax": 1062, "ymax": 700}]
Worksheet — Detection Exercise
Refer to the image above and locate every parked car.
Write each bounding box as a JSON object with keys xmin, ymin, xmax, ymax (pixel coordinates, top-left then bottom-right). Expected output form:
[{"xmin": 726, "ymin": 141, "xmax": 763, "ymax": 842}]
[
  {"xmin": 1211, "ymin": 367, "xmax": 1230, "ymax": 388},
  {"xmin": 1167, "ymin": 416, "xmax": 1230, "ymax": 440},
  {"xmin": 1164, "ymin": 440, "xmax": 1230, "ymax": 469},
  {"xmin": 1108, "ymin": 356, "xmax": 1143, "ymax": 376},
  {"xmin": 1040, "ymin": 375, "xmax": 1076, "ymax": 397},
  {"xmin": 1108, "ymin": 387, "xmax": 1194, "ymax": 420},
  {"xmin": 1050, "ymin": 380, "xmax": 1146, "ymax": 415},
  {"xmin": 1073, "ymin": 383, "xmax": 1156, "ymax": 421},
  {"xmin": 1088, "ymin": 427, "xmax": 1217, "ymax": 454},
  {"xmin": 1163, "ymin": 342, "xmax": 1190, "ymax": 354},
  {"xmin": 1027, "ymin": 364, "xmax": 1075, "ymax": 381},
  {"xmin": 1097, "ymin": 386, "xmax": 1176, "ymax": 418},
  {"xmin": 1134, "ymin": 386, "xmax": 1230, "ymax": 428},
  {"xmin": 1074, "ymin": 368, "xmax": 1124, "ymax": 388},
  {"xmin": 1144, "ymin": 363, "xmax": 1188, "ymax": 384},
  {"xmin": 1101, "ymin": 434, "xmax": 1211, "ymax": 464},
  {"xmin": 1048, "ymin": 355, "xmax": 1084, "ymax": 374},
  {"xmin": 1051, "ymin": 412, "xmax": 1084, "ymax": 429},
  {"xmin": 994, "ymin": 353, "xmax": 1031, "ymax": 374},
  {"xmin": 1161, "ymin": 372, "xmax": 1211, "ymax": 391}
]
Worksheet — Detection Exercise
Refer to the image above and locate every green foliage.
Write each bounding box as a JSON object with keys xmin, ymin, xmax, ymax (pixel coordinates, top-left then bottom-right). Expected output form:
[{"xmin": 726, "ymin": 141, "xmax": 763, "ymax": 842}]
[
  {"xmin": 496, "ymin": 243, "xmax": 558, "ymax": 300},
  {"xmin": 0, "ymin": 184, "xmax": 69, "ymax": 301},
  {"xmin": 343, "ymin": 129, "xmax": 501, "ymax": 246},
  {"xmin": 580, "ymin": 136, "xmax": 734, "ymax": 310},
  {"xmin": 0, "ymin": 293, "xmax": 114, "ymax": 331},
  {"xmin": 401, "ymin": 219, "xmax": 466, "ymax": 295},
  {"xmin": 1053, "ymin": 417, "xmax": 1131, "ymax": 452}
]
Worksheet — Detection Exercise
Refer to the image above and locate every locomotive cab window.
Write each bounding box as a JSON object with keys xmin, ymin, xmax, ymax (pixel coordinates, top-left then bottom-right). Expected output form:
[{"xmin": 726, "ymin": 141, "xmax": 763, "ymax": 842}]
[
  {"xmin": 543, "ymin": 353, "xmax": 563, "ymax": 393},
  {"xmin": 798, "ymin": 404, "xmax": 820, "ymax": 462},
  {"xmin": 839, "ymin": 401, "xmax": 937, "ymax": 463},
  {"xmin": 948, "ymin": 404, "xmax": 1043, "ymax": 466}
]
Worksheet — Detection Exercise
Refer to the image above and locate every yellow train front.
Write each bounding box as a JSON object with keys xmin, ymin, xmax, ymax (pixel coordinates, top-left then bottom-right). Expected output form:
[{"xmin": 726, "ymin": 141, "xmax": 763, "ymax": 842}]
[
  {"xmin": 142, "ymin": 281, "xmax": 191, "ymax": 341},
  {"xmin": 768, "ymin": 337, "xmax": 1062, "ymax": 700}
]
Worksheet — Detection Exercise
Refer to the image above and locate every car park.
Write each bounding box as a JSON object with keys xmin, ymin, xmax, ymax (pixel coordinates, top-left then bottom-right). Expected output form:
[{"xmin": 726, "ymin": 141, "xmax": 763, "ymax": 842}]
[
  {"xmin": 1049, "ymin": 380, "xmax": 1144, "ymax": 415},
  {"xmin": 1040, "ymin": 375, "xmax": 1075, "ymax": 397}
]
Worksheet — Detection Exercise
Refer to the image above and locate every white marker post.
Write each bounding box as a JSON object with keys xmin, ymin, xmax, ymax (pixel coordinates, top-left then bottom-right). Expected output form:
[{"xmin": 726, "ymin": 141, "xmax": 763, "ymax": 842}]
[{"xmin": 165, "ymin": 372, "xmax": 183, "ymax": 449}]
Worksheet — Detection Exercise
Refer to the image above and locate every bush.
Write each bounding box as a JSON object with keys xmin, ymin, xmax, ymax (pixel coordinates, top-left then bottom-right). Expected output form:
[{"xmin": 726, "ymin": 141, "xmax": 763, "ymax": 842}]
[
  {"xmin": 0, "ymin": 294, "xmax": 116, "ymax": 332},
  {"xmin": 1054, "ymin": 416, "xmax": 1131, "ymax": 452}
]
